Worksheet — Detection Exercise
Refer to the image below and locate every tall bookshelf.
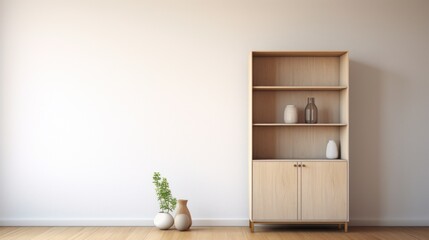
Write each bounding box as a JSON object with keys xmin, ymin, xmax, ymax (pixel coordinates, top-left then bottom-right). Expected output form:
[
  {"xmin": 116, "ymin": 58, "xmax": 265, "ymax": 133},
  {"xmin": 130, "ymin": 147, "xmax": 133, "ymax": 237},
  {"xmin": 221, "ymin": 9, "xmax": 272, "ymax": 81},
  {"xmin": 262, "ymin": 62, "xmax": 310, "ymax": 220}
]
[{"xmin": 249, "ymin": 51, "xmax": 349, "ymax": 232}]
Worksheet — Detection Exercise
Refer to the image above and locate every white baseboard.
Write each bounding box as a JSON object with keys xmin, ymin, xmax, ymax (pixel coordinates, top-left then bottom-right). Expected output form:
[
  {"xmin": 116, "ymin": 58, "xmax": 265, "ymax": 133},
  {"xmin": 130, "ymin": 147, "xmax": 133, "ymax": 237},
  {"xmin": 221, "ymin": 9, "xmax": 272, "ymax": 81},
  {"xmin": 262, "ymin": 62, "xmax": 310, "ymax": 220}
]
[
  {"xmin": 351, "ymin": 219, "xmax": 429, "ymax": 226},
  {"xmin": 0, "ymin": 218, "xmax": 249, "ymax": 227}
]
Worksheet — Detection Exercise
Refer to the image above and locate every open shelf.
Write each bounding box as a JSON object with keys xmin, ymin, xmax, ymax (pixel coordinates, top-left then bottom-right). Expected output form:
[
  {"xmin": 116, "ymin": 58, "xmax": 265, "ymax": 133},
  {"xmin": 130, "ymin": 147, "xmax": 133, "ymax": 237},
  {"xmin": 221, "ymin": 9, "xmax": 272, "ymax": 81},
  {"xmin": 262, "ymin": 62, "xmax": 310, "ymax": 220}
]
[
  {"xmin": 253, "ymin": 123, "xmax": 347, "ymax": 127},
  {"xmin": 253, "ymin": 90, "xmax": 347, "ymax": 124},
  {"xmin": 252, "ymin": 126, "xmax": 347, "ymax": 159},
  {"xmin": 253, "ymin": 86, "xmax": 347, "ymax": 91},
  {"xmin": 252, "ymin": 55, "xmax": 348, "ymax": 86}
]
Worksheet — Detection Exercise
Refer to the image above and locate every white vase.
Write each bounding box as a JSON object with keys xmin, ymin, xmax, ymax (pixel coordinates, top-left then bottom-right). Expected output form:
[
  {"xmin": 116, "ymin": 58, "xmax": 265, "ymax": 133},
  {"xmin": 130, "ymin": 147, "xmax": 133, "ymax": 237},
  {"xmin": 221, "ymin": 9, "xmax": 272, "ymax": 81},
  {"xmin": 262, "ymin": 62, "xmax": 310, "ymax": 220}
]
[
  {"xmin": 154, "ymin": 212, "xmax": 174, "ymax": 230},
  {"xmin": 284, "ymin": 105, "xmax": 298, "ymax": 124},
  {"xmin": 174, "ymin": 214, "xmax": 191, "ymax": 231},
  {"xmin": 326, "ymin": 140, "xmax": 339, "ymax": 159}
]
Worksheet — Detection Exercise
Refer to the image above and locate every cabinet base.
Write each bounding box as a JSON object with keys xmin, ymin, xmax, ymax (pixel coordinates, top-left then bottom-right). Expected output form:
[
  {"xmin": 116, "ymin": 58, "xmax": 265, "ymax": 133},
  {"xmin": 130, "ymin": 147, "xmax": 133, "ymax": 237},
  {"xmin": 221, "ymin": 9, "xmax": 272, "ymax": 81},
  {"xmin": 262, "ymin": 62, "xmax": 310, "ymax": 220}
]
[{"xmin": 249, "ymin": 221, "xmax": 348, "ymax": 233}]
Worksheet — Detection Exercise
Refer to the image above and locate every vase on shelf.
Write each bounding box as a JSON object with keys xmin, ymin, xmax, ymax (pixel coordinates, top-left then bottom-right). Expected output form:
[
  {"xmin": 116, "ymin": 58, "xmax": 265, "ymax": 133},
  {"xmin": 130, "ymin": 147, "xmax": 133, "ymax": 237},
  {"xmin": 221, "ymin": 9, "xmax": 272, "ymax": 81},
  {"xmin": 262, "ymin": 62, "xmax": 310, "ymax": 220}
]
[
  {"xmin": 284, "ymin": 105, "xmax": 298, "ymax": 124},
  {"xmin": 174, "ymin": 199, "xmax": 192, "ymax": 230},
  {"xmin": 326, "ymin": 140, "xmax": 339, "ymax": 159},
  {"xmin": 305, "ymin": 97, "xmax": 318, "ymax": 123}
]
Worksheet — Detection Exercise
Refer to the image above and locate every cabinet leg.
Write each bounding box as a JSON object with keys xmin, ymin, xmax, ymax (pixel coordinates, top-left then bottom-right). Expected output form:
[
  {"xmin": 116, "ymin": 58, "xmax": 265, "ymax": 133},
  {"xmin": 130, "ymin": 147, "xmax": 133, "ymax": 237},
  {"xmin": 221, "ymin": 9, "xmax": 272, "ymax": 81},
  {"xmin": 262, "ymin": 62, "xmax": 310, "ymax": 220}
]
[
  {"xmin": 250, "ymin": 221, "xmax": 254, "ymax": 232},
  {"xmin": 338, "ymin": 224, "xmax": 341, "ymax": 230},
  {"xmin": 344, "ymin": 222, "xmax": 348, "ymax": 233}
]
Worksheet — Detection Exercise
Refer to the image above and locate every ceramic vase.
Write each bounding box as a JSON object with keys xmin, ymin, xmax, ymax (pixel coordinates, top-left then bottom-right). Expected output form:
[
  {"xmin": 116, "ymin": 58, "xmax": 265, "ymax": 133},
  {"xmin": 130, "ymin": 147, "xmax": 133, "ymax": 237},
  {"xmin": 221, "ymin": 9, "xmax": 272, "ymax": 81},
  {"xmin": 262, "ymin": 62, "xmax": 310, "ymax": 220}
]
[
  {"xmin": 305, "ymin": 97, "xmax": 318, "ymax": 123},
  {"xmin": 174, "ymin": 214, "xmax": 191, "ymax": 231},
  {"xmin": 154, "ymin": 212, "xmax": 174, "ymax": 230},
  {"xmin": 174, "ymin": 199, "xmax": 192, "ymax": 230},
  {"xmin": 284, "ymin": 105, "xmax": 298, "ymax": 124},
  {"xmin": 326, "ymin": 140, "xmax": 339, "ymax": 159}
]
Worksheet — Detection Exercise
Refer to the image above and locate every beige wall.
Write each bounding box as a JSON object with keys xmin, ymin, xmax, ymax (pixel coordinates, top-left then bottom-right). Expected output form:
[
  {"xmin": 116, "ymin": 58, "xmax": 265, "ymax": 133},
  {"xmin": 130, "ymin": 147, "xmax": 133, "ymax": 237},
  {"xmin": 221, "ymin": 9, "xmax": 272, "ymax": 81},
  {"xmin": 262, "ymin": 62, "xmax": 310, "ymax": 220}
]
[{"xmin": 0, "ymin": 0, "xmax": 428, "ymax": 226}]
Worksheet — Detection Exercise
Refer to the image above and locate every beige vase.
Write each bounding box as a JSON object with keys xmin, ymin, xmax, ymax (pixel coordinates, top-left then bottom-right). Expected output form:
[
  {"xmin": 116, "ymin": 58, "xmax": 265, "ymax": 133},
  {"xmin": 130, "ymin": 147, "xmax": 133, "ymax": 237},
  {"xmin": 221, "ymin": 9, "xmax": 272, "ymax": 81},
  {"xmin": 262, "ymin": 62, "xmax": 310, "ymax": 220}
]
[
  {"xmin": 174, "ymin": 214, "xmax": 190, "ymax": 231},
  {"xmin": 175, "ymin": 199, "xmax": 192, "ymax": 229}
]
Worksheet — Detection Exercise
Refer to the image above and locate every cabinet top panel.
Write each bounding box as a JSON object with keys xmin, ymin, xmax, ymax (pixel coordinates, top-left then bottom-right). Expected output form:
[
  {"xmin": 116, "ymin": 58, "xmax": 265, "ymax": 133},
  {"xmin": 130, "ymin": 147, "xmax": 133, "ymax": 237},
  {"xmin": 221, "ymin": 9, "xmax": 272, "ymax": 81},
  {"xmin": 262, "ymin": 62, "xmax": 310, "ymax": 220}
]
[
  {"xmin": 252, "ymin": 51, "xmax": 348, "ymax": 57},
  {"xmin": 253, "ymin": 159, "xmax": 348, "ymax": 162}
]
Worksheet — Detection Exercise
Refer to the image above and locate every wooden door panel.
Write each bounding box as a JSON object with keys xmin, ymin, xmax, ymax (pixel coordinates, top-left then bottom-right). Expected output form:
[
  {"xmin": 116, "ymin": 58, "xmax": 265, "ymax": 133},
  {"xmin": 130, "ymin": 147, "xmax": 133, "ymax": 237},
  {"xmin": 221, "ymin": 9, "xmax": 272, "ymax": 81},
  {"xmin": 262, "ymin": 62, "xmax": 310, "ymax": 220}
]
[
  {"xmin": 253, "ymin": 162, "xmax": 298, "ymax": 220},
  {"xmin": 301, "ymin": 162, "xmax": 348, "ymax": 220}
]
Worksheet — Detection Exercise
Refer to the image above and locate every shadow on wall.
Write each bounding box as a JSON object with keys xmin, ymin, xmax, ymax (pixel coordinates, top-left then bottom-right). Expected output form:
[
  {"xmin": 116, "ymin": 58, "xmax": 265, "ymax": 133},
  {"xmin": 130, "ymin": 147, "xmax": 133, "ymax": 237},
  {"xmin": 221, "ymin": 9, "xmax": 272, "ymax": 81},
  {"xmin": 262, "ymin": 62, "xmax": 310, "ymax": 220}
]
[
  {"xmin": 349, "ymin": 60, "xmax": 382, "ymax": 224},
  {"xmin": 0, "ymin": 0, "xmax": 5, "ymax": 215}
]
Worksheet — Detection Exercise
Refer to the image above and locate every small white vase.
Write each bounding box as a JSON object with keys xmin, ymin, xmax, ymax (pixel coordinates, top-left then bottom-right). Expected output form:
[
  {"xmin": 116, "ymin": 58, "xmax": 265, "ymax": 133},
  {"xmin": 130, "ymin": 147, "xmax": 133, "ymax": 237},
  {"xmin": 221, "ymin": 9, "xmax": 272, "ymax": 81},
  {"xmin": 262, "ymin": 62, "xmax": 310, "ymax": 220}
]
[
  {"xmin": 326, "ymin": 140, "xmax": 339, "ymax": 159},
  {"xmin": 284, "ymin": 105, "xmax": 298, "ymax": 124},
  {"xmin": 154, "ymin": 212, "xmax": 174, "ymax": 230},
  {"xmin": 174, "ymin": 214, "xmax": 191, "ymax": 231}
]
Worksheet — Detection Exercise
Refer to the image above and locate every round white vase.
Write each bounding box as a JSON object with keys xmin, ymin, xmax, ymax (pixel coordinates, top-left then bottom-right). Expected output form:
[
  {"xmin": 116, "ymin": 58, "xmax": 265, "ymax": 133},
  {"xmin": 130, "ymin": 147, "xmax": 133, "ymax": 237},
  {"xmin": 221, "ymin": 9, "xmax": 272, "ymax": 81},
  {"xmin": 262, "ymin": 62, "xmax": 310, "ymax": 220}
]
[
  {"xmin": 174, "ymin": 214, "xmax": 191, "ymax": 231},
  {"xmin": 326, "ymin": 140, "xmax": 339, "ymax": 159},
  {"xmin": 284, "ymin": 105, "xmax": 298, "ymax": 124},
  {"xmin": 154, "ymin": 212, "xmax": 174, "ymax": 230}
]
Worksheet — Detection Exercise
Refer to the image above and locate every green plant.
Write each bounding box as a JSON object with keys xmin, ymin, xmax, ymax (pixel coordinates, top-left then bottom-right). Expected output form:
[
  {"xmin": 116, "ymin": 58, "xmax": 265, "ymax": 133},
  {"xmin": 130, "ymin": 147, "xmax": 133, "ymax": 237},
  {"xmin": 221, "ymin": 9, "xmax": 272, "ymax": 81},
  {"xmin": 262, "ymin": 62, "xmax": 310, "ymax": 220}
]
[{"xmin": 153, "ymin": 172, "xmax": 177, "ymax": 213}]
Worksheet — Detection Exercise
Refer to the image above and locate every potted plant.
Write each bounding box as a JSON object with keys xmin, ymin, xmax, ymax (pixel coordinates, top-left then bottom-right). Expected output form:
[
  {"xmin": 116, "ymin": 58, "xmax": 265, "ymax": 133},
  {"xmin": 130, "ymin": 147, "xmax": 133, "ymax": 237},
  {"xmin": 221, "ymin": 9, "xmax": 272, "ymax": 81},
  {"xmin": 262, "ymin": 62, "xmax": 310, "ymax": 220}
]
[{"xmin": 153, "ymin": 172, "xmax": 177, "ymax": 230}]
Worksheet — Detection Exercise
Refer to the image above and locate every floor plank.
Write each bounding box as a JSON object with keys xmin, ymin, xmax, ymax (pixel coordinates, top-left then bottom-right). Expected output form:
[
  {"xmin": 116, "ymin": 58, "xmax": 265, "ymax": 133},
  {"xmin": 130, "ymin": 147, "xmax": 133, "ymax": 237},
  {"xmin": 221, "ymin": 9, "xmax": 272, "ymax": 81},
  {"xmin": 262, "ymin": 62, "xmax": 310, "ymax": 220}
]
[{"xmin": 0, "ymin": 226, "xmax": 427, "ymax": 240}]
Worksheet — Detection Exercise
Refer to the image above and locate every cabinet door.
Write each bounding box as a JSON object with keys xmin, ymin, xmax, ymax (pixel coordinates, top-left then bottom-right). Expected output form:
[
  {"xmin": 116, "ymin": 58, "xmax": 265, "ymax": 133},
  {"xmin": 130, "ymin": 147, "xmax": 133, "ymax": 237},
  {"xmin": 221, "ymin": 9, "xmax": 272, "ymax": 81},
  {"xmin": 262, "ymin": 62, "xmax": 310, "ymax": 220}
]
[
  {"xmin": 253, "ymin": 162, "xmax": 298, "ymax": 220},
  {"xmin": 301, "ymin": 162, "xmax": 348, "ymax": 220}
]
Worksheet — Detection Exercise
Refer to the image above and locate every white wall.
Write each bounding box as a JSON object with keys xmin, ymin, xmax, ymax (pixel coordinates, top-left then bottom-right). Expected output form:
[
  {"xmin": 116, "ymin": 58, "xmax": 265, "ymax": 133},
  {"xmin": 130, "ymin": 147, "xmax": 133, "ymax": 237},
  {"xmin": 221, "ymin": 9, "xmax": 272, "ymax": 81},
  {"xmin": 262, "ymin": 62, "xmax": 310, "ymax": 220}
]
[{"xmin": 0, "ymin": 0, "xmax": 428, "ymax": 226}]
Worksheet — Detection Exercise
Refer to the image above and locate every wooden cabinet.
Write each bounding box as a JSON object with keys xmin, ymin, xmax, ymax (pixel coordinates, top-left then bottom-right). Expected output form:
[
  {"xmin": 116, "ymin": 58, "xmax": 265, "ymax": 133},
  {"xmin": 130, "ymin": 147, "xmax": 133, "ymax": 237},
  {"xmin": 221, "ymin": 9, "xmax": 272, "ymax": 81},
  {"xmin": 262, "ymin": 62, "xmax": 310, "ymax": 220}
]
[
  {"xmin": 253, "ymin": 161, "xmax": 347, "ymax": 221},
  {"xmin": 249, "ymin": 51, "xmax": 349, "ymax": 232}
]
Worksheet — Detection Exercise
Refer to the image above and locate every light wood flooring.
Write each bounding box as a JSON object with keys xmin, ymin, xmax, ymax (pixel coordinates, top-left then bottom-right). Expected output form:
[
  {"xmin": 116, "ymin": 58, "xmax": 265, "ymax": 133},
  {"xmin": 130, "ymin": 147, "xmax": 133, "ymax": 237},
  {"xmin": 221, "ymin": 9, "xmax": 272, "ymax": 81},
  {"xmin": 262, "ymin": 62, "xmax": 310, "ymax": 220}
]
[{"xmin": 0, "ymin": 226, "xmax": 428, "ymax": 240}]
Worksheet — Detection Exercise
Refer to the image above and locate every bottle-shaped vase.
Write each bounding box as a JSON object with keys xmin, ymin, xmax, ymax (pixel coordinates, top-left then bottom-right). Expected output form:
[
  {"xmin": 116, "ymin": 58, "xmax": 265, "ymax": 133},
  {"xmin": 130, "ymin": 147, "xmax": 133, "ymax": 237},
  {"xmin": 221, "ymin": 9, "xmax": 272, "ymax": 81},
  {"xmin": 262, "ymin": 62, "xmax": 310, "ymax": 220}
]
[{"xmin": 305, "ymin": 97, "xmax": 318, "ymax": 123}]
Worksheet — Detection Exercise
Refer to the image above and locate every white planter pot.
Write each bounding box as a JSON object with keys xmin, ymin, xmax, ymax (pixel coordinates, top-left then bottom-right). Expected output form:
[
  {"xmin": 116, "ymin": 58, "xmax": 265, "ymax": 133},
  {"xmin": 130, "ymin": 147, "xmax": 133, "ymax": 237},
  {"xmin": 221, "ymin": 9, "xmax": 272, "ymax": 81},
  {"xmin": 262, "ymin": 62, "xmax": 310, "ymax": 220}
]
[
  {"xmin": 154, "ymin": 212, "xmax": 174, "ymax": 230},
  {"xmin": 326, "ymin": 140, "xmax": 339, "ymax": 159},
  {"xmin": 284, "ymin": 105, "xmax": 298, "ymax": 124}
]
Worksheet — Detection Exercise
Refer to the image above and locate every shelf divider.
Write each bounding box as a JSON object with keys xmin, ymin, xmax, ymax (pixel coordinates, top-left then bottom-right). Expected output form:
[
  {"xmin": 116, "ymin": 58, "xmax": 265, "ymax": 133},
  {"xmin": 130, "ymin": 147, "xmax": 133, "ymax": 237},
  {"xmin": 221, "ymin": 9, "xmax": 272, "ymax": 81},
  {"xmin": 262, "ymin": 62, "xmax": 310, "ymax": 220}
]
[
  {"xmin": 253, "ymin": 123, "xmax": 347, "ymax": 127},
  {"xmin": 253, "ymin": 86, "xmax": 347, "ymax": 91}
]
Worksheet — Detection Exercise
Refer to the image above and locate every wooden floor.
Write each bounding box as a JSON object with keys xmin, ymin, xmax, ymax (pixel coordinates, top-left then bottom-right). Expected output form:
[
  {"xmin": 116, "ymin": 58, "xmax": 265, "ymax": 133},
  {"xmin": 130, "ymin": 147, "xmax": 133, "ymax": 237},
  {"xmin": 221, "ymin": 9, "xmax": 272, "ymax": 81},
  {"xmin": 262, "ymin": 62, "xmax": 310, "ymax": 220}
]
[{"xmin": 0, "ymin": 226, "xmax": 428, "ymax": 240}]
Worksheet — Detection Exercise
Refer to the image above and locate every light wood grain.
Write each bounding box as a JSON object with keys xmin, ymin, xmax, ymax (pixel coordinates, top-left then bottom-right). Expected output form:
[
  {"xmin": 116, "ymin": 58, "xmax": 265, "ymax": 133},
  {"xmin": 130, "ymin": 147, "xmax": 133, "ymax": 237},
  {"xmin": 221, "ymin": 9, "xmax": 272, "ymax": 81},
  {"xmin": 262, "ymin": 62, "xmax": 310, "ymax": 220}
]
[
  {"xmin": 253, "ymin": 86, "xmax": 347, "ymax": 91},
  {"xmin": 253, "ymin": 123, "xmax": 347, "ymax": 127},
  {"xmin": 0, "ymin": 227, "xmax": 152, "ymax": 240},
  {"xmin": 253, "ymin": 162, "xmax": 298, "ymax": 221},
  {"xmin": 248, "ymin": 52, "xmax": 253, "ymax": 221},
  {"xmin": 1, "ymin": 227, "xmax": 429, "ymax": 240},
  {"xmin": 301, "ymin": 162, "xmax": 348, "ymax": 221},
  {"xmin": 253, "ymin": 127, "xmax": 340, "ymax": 159},
  {"xmin": 339, "ymin": 92, "xmax": 349, "ymax": 160},
  {"xmin": 252, "ymin": 57, "xmax": 340, "ymax": 86},
  {"xmin": 340, "ymin": 126, "xmax": 349, "ymax": 160},
  {"xmin": 339, "ymin": 89, "xmax": 348, "ymax": 124},
  {"xmin": 339, "ymin": 52, "xmax": 349, "ymax": 87},
  {"xmin": 253, "ymin": 51, "xmax": 348, "ymax": 57},
  {"xmin": 253, "ymin": 159, "xmax": 348, "ymax": 162},
  {"xmin": 339, "ymin": 52, "xmax": 349, "ymax": 160}
]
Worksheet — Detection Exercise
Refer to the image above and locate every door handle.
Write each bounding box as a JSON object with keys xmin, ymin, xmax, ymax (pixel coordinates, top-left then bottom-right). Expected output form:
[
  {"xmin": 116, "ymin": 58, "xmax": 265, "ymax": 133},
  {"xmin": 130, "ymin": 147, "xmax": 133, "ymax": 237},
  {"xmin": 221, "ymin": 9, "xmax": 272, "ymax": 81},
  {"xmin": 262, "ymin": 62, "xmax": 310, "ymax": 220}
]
[{"xmin": 294, "ymin": 163, "xmax": 306, "ymax": 167}]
